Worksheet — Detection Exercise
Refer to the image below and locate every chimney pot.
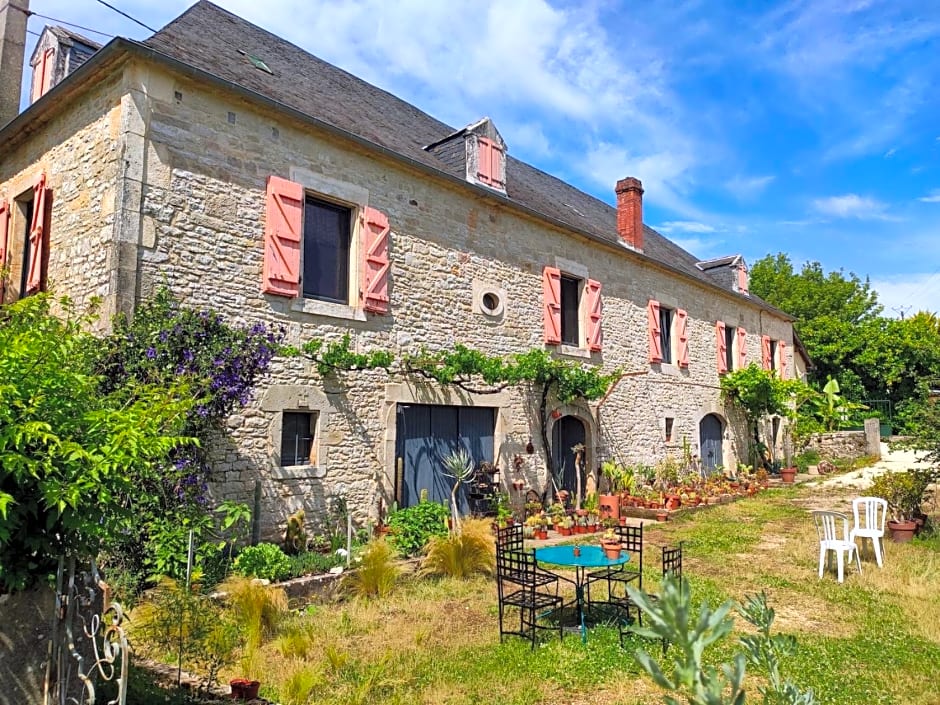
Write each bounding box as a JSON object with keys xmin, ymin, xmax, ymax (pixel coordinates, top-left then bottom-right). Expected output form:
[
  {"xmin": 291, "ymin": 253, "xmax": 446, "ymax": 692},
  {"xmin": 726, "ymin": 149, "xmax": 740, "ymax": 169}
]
[{"xmin": 615, "ymin": 177, "xmax": 644, "ymax": 251}]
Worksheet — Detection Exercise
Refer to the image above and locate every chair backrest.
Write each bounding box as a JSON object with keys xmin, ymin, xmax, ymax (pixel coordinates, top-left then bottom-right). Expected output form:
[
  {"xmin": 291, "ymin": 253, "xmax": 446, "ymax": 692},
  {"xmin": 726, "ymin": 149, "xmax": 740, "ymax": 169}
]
[
  {"xmin": 495, "ymin": 545, "xmax": 537, "ymax": 584},
  {"xmin": 813, "ymin": 510, "xmax": 850, "ymax": 543},
  {"xmin": 852, "ymin": 496, "xmax": 887, "ymax": 532},
  {"xmin": 662, "ymin": 542, "xmax": 683, "ymax": 579},
  {"xmin": 496, "ymin": 523, "xmax": 524, "ymax": 553}
]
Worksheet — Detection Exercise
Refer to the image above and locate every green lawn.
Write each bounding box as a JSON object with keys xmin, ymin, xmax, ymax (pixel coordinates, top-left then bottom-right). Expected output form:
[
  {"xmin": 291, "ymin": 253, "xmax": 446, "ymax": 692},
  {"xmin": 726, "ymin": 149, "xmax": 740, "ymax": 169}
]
[{"xmin": 130, "ymin": 482, "xmax": 940, "ymax": 705}]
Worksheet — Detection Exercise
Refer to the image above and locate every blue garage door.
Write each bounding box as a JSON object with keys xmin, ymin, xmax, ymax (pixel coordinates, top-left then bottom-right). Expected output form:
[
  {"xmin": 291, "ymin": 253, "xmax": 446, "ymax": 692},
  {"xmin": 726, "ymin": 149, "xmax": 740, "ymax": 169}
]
[{"xmin": 395, "ymin": 404, "xmax": 496, "ymax": 511}]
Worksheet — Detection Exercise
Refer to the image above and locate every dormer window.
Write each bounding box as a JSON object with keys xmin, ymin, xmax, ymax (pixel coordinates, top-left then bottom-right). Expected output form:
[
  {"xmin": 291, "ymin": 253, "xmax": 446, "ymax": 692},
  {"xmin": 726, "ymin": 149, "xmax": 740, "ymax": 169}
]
[
  {"xmin": 737, "ymin": 262, "xmax": 749, "ymax": 296},
  {"xmin": 476, "ymin": 136, "xmax": 505, "ymax": 190}
]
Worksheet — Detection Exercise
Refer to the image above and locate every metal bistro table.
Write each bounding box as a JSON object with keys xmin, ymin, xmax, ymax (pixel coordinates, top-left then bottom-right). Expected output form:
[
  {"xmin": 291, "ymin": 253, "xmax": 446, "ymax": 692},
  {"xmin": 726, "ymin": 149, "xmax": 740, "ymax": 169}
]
[{"xmin": 534, "ymin": 544, "xmax": 630, "ymax": 642}]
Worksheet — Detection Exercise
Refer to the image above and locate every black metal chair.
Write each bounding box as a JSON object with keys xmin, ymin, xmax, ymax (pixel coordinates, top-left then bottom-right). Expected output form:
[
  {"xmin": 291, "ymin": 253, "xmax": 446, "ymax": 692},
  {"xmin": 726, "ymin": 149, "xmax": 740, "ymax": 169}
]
[
  {"xmin": 496, "ymin": 523, "xmax": 525, "ymax": 554},
  {"xmin": 585, "ymin": 522, "xmax": 644, "ymax": 610},
  {"xmin": 619, "ymin": 542, "xmax": 684, "ymax": 649}
]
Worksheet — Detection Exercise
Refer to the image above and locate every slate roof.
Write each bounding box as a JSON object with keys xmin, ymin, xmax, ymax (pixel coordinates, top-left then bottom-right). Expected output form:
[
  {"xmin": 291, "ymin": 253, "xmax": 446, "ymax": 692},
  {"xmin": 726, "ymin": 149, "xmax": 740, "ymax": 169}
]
[{"xmin": 140, "ymin": 1, "xmax": 779, "ymax": 309}]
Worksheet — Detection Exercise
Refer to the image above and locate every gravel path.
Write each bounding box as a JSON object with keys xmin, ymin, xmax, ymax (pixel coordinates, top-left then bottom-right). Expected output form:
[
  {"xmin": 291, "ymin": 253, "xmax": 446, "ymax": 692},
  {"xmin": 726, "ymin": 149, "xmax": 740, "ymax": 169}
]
[{"xmin": 817, "ymin": 441, "xmax": 934, "ymax": 490}]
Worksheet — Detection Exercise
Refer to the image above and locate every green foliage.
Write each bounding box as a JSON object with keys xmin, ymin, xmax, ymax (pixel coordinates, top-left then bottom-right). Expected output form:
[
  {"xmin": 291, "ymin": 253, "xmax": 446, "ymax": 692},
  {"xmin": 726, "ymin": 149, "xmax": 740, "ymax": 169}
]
[
  {"xmin": 420, "ymin": 518, "xmax": 495, "ymax": 578},
  {"xmin": 279, "ymin": 663, "xmax": 325, "ymax": 705},
  {"xmin": 343, "ymin": 538, "xmax": 400, "ymax": 599},
  {"xmin": 894, "ymin": 393, "xmax": 940, "ymax": 464},
  {"xmin": 791, "ymin": 449, "xmax": 821, "ymax": 473},
  {"xmin": 0, "ymin": 294, "xmax": 192, "ymax": 592},
  {"xmin": 386, "ymin": 499, "xmax": 451, "ymax": 556},
  {"xmin": 628, "ymin": 577, "xmax": 816, "ymax": 705},
  {"xmin": 287, "ymin": 549, "xmax": 345, "ymax": 578},
  {"xmin": 284, "ymin": 508, "xmax": 308, "ymax": 555},
  {"xmin": 720, "ymin": 364, "xmax": 802, "ymax": 422},
  {"xmin": 233, "ymin": 542, "xmax": 292, "ymax": 582},
  {"xmin": 628, "ymin": 576, "xmax": 746, "ymax": 705},
  {"xmin": 297, "ymin": 334, "xmax": 394, "ymax": 376},
  {"xmin": 133, "ymin": 577, "xmax": 241, "ymax": 691},
  {"xmin": 218, "ymin": 575, "xmax": 289, "ymax": 652},
  {"xmin": 868, "ymin": 469, "xmax": 938, "ymax": 522}
]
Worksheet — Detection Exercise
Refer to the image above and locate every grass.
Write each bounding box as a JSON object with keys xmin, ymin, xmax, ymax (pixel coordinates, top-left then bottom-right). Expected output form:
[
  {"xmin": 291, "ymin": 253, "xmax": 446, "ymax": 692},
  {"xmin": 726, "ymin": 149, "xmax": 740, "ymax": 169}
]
[{"xmin": 132, "ymin": 478, "xmax": 940, "ymax": 705}]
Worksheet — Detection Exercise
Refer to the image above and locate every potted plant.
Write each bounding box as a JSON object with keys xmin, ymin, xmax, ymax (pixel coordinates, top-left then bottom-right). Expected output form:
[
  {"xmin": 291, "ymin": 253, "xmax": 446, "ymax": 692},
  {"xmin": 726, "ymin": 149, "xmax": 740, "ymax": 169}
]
[
  {"xmin": 870, "ymin": 469, "xmax": 937, "ymax": 542},
  {"xmin": 600, "ymin": 528, "xmax": 622, "ymax": 559},
  {"xmin": 230, "ymin": 678, "xmax": 261, "ymax": 700},
  {"xmin": 556, "ymin": 515, "xmax": 574, "ymax": 536},
  {"xmin": 599, "ymin": 459, "xmax": 624, "ymax": 520},
  {"xmin": 779, "ymin": 466, "xmax": 797, "ymax": 483}
]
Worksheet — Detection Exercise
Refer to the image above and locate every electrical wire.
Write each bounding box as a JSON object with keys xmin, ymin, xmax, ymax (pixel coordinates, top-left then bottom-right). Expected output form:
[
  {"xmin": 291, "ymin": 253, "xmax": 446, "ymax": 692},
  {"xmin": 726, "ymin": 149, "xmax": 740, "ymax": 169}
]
[
  {"xmin": 29, "ymin": 12, "xmax": 114, "ymax": 39},
  {"xmin": 94, "ymin": 0, "xmax": 158, "ymax": 33}
]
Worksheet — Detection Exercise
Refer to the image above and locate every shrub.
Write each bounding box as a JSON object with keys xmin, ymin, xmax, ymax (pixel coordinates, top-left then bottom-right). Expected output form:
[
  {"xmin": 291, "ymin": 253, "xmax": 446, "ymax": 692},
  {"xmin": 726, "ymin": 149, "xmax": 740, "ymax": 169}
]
[
  {"xmin": 421, "ymin": 519, "xmax": 495, "ymax": 578},
  {"xmin": 792, "ymin": 449, "xmax": 821, "ymax": 473},
  {"xmin": 233, "ymin": 542, "xmax": 291, "ymax": 582},
  {"xmin": 217, "ymin": 575, "xmax": 288, "ymax": 653},
  {"xmin": 387, "ymin": 500, "xmax": 450, "ymax": 556},
  {"xmin": 869, "ymin": 469, "xmax": 937, "ymax": 522},
  {"xmin": 287, "ymin": 550, "xmax": 345, "ymax": 578},
  {"xmin": 343, "ymin": 539, "xmax": 399, "ymax": 599}
]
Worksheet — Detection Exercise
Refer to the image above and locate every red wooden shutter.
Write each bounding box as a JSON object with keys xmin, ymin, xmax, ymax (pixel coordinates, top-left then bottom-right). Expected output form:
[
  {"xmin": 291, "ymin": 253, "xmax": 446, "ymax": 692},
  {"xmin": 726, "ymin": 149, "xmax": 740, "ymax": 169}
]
[
  {"xmin": 737, "ymin": 327, "xmax": 747, "ymax": 368},
  {"xmin": 0, "ymin": 200, "xmax": 8, "ymax": 302},
  {"xmin": 263, "ymin": 175, "xmax": 303, "ymax": 297},
  {"xmin": 477, "ymin": 137, "xmax": 504, "ymax": 189},
  {"xmin": 361, "ymin": 206, "xmax": 390, "ymax": 313},
  {"xmin": 586, "ymin": 279, "xmax": 602, "ymax": 352},
  {"xmin": 542, "ymin": 266, "xmax": 561, "ymax": 345},
  {"xmin": 716, "ymin": 321, "xmax": 727, "ymax": 374},
  {"xmin": 761, "ymin": 335, "xmax": 771, "ymax": 370},
  {"xmin": 26, "ymin": 173, "xmax": 49, "ymax": 295},
  {"xmin": 676, "ymin": 308, "xmax": 689, "ymax": 368},
  {"xmin": 737, "ymin": 264, "xmax": 749, "ymax": 295},
  {"xmin": 779, "ymin": 341, "xmax": 788, "ymax": 378},
  {"xmin": 648, "ymin": 300, "xmax": 662, "ymax": 363}
]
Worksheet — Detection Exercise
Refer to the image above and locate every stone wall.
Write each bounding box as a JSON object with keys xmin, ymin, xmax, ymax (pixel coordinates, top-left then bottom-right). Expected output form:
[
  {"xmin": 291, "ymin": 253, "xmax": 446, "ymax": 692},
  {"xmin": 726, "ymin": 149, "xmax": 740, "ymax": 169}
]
[
  {"xmin": 2, "ymin": 58, "xmax": 796, "ymax": 538},
  {"xmin": 804, "ymin": 430, "xmax": 869, "ymax": 461}
]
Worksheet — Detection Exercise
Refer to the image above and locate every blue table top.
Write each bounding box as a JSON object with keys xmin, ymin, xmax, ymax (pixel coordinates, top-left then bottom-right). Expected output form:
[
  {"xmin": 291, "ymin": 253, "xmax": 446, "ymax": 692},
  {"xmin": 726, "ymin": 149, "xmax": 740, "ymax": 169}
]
[{"xmin": 534, "ymin": 544, "xmax": 630, "ymax": 568}]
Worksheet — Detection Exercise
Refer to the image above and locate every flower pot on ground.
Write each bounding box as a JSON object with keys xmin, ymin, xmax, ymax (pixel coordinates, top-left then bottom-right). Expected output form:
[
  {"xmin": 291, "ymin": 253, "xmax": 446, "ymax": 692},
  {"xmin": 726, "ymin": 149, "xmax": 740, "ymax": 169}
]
[
  {"xmin": 599, "ymin": 493, "xmax": 620, "ymax": 520},
  {"xmin": 665, "ymin": 495, "xmax": 681, "ymax": 510},
  {"xmin": 780, "ymin": 467, "xmax": 797, "ymax": 483},
  {"xmin": 230, "ymin": 678, "xmax": 261, "ymax": 700},
  {"xmin": 655, "ymin": 510, "xmax": 669, "ymax": 522},
  {"xmin": 887, "ymin": 519, "xmax": 917, "ymax": 543}
]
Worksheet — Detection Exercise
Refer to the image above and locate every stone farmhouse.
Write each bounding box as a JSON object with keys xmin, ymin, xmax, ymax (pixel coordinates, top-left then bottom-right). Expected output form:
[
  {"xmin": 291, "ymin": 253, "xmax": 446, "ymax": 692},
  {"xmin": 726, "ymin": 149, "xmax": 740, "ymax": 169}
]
[{"xmin": 0, "ymin": 1, "xmax": 804, "ymax": 535}]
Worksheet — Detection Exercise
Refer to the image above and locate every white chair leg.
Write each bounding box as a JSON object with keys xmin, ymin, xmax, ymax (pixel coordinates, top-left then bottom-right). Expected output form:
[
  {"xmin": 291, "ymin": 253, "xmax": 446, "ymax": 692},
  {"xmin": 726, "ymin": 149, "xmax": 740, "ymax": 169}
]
[
  {"xmin": 853, "ymin": 546, "xmax": 861, "ymax": 575},
  {"xmin": 873, "ymin": 537, "xmax": 883, "ymax": 568},
  {"xmin": 818, "ymin": 546, "xmax": 825, "ymax": 578},
  {"xmin": 836, "ymin": 551, "xmax": 844, "ymax": 583}
]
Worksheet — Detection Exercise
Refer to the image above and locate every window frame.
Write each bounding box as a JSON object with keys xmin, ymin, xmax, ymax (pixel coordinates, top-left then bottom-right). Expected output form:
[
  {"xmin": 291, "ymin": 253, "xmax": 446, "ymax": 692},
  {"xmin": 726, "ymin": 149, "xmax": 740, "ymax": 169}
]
[
  {"xmin": 559, "ymin": 273, "xmax": 582, "ymax": 347},
  {"xmin": 300, "ymin": 194, "xmax": 353, "ymax": 304},
  {"xmin": 659, "ymin": 306, "xmax": 675, "ymax": 365},
  {"xmin": 3, "ymin": 189, "xmax": 37, "ymax": 303},
  {"xmin": 279, "ymin": 410, "xmax": 318, "ymax": 467},
  {"xmin": 724, "ymin": 324, "xmax": 736, "ymax": 372}
]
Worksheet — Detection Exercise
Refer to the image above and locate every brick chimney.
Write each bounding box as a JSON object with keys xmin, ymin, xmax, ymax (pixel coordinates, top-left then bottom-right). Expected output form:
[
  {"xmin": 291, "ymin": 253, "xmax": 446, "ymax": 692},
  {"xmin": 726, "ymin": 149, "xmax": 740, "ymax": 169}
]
[
  {"xmin": 0, "ymin": 0, "xmax": 29, "ymax": 128},
  {"xmin": 615, "ymin": 176, "xmax": 644, "ymax": 252}
]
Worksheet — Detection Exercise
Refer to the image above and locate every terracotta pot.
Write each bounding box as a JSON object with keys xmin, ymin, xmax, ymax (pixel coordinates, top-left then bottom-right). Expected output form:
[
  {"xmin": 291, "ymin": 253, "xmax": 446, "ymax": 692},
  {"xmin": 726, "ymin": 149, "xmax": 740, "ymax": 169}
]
[
  {"xmin": 601, "ymin": 541, "xmax": 622, "ymax": 559},
  {"xmin": 558, "ymin": 526, "xmax": 571, "ymax": 536},
  {"xmin": 665, "ymin": 496, "xmax": 681, "ymax": 510},
  {"xmin": 655, "ymin": 510, "xmax": 669, "ymax": 522},
  {"xmin": 888, "ymin": 519, "xmax": 917, "ymax": 543},
  {"xmin": 780, "ymin": 467, "xmax": 797, "ymax": 484},
  {"xmin": 230, "ymin": 678, "xmax": 260, "ymax": 700},
  {"xmin": 535, "ymin": 529, "xmax": 548, "ymax": 540},
  {"xmin": 599, "ymin": 494, "xmax": 620, "ymax": 519}
]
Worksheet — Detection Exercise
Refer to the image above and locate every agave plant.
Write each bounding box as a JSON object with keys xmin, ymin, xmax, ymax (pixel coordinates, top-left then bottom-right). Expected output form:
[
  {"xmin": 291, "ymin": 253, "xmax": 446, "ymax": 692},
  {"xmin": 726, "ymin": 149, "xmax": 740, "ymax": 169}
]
[{"xmin": 441, "ymin": 448, "xmax": 475, "ymax": 532}]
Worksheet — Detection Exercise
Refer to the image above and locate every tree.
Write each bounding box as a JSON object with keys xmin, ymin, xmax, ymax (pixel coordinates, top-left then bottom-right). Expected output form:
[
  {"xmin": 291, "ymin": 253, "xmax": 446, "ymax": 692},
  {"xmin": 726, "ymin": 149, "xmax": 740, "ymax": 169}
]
[{"xmin": 0, "ymin": 295, "xmax": 192, "ymax": 592}]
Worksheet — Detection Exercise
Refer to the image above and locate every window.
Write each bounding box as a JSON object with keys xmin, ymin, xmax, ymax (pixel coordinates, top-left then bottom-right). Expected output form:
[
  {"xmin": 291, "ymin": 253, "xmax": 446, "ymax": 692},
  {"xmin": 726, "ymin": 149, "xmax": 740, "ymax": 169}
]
[
  {"xmin": 280, "ymin": 411, "xmax": 316, "ymax": 466},
  {"xmin": 560, "ymin": 275, "xmax": 580, "ymax": 346},
  {"xmin": 542, "ymin": 266, "xmax": 602, "ymax": 351},
  {"xmin": 724, "ymin": 325, "xmax": 735, "ymax": 372},
  {"xmin": 659, "ymin": 306, "xmax": 674, "ymax": 364},
  {"xmin": 665, "ymin": 417, "xmax": 675, "ymax": 443},
  {"xmin": 262, "ymin": 175, "xmax": 390, "ymax": 314},
  {"xmin": 769, "ymin": 339, "xmax": 778, "ymax": 371},
  {"xmin": 1, "ymin": 175, "xmax": 48, "ymax": 304},
  {"xmin": 302, "ymin": 196, "xmax": 351, "ymax": 303}
]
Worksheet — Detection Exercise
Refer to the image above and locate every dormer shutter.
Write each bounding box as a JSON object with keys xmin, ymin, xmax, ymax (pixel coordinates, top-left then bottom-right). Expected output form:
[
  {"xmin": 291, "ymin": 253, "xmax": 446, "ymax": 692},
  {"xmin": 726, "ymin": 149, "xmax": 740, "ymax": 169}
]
[
  {"xmin": 542, "ymin": 266, "xmax": 561, "ymax": 345},
  {"xmin": 761, "ymin": 335, "xmax": 772, "ymax": 370},
  {"xmin": 361, "ymin": 206, "xmax": 390, "ymax": 314},
  {"xmin": 737, "ymin": 263, "xmax": 749, "ymax": 295},
  {"xmin": 779, "ymin": 341, "xmax": 788, "ymax": 378},
  {"xmin": 648, "ymin": 300, "xmax": 663, "ymax": 363},
  {"xmin": 737, "ymin": 327, "xmax": 747, "ymax": 368},
  {"xmin": 263, "ymin": 175, "xmax": 303, "ymax": 297},
  {"xmin": 31, "ymin": 48, "xmax": 55, "ymax": 102},
  {"xmin": 26, "ymin": 173, "xmax": 50, "ymax": 295},
  {"xmin": 716, "ymin": 321, "xmax": 727, "ymax": 374},
  {"xmin": 676, "ymin": 308, "xmax": 689, "ymax": 368},
  {"xmin": 586, "ymin": 279, "xmax": 602, "ymax": 352},
  {"xmin": 477, "ymin": 137, "xmax": 505, "ymax": 190}
]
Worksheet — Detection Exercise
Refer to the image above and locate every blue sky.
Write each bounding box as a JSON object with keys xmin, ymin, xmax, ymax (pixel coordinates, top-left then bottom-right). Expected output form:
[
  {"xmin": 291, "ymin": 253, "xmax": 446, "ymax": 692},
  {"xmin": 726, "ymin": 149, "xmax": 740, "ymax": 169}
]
[{"xmin": 21, "ymin": 0, "xmax": 940, "ymax": 316}]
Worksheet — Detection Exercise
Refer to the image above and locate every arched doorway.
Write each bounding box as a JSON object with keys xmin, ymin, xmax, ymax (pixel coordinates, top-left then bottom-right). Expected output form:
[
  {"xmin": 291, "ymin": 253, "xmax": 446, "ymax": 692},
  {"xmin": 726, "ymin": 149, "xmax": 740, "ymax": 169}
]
[
  {"xmin": 699, "ymin": 414, "xmax": 723, "ymax": 474},
  {"xmin": 551, "ymin": 415, "xmax": 587, "ymax": 497}
]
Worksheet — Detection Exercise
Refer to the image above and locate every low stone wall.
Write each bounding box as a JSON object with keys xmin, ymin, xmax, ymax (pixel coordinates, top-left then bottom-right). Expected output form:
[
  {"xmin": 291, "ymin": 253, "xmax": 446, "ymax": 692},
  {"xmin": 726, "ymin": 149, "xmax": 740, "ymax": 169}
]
[{"xmin": 803, "ymin": 430, "xmax": 869, "ymax": 461}]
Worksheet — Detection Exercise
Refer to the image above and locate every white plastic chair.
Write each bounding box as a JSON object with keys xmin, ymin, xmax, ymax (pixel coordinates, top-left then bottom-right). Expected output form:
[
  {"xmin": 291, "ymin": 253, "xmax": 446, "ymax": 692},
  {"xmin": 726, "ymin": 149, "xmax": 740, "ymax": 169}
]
[
  {"xmin": 812, "ymin": 510, "xmax": 860, "ymax": 583},
  {"xmin": 850, "ymin": 497, "xmax": 887, "ymax": 568}
]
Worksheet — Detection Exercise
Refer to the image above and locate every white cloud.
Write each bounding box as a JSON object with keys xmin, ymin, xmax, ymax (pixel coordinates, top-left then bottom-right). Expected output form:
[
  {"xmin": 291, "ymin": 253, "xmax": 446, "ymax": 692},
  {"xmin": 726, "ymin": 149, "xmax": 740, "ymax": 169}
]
[
  {"xmin": 871, "ymin": 273, "xmax": 940, "ymax": 317},
  {"xmin": 919, "ymin": 189, "xmax": 940, "ymax": 203},
  {"xmin": 656, "ymin": 221, "xmax": 716, "ymax": 234},
  {"xmin": 812, "ymin": 194, "xmax": 894, "ymax": 220},
  {"xmin": 725, "ymin": 174, "xmax": 775, "ymax": 199}
]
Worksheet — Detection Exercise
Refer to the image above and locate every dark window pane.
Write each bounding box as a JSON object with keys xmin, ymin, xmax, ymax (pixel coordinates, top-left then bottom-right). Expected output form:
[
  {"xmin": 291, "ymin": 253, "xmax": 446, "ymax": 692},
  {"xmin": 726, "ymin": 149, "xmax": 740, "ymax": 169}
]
[
  {"xmin": 303, "ymin": 198, "xmax": 351, "ymax": 303},
  {"xmin": 17, "ymin": 198, "xmax": 34, "ymax": 299},
  {"xmin": 725, "ymin": 326, "xmax": 735, "ymax": 371},
  {"xmin": 769, "ymin": 340, "xmax": 777, "ymax": 370},
  {"xmin": 660, "ymin": 308, "xmax": 673, "ymax": 364},
  {"xmin": 281, "ymin": 412, "xmax": 314, "ymax": 466},
  {"xmin": 560, "ymin": 275, "xmax": 580, "ymax": 346}
]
